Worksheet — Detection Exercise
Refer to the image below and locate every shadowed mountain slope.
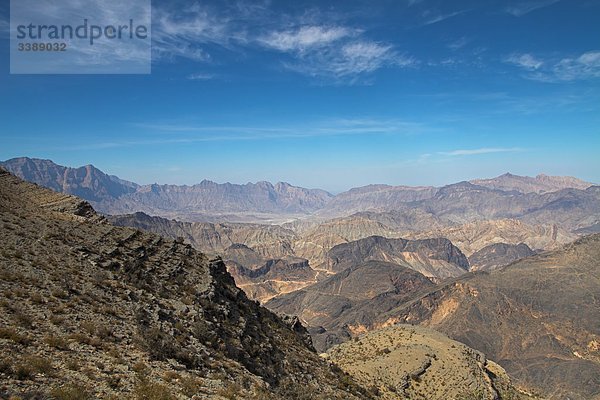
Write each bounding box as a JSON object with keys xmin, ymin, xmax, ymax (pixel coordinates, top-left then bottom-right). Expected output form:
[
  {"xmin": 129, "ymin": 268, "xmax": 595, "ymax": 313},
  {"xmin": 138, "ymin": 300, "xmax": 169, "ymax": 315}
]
[
  {"xmin": 324, "ymin": 236, "xmax": 469, "ymax": 279},
  {"xmin": 266, "ymin": 260, "xmax": 435, "ymax": 351},
  {"xmin": 0, "ymin": 168, "xmax": 368, "ymax": 399},
  {"xmin": 468, "ymin": 242, "xmax": 536, "ymax": 271}
]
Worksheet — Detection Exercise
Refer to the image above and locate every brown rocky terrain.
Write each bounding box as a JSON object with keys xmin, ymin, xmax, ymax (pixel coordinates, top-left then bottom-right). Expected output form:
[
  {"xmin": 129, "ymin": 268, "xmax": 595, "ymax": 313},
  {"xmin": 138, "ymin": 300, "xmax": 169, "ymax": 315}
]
[
  {"xmin": 372, "ymin": 234, "xmax": 600, "ymax": 399},
  {"xmin": 327, "ymin": 324, "xmax": 532, "ymax": 400},
  {"xmin": 0, "ymin": 168, "xmax": 369, "ymax": 399},
  {"xmin": 108, "ymin": 212, "xmax": 297, "ymax": 259},
  {"xmin": 468, "ymin": 242, "xmax": 536, "ymax": 271},
  {"xmin": 291, "ymin": 216, "xmax": 405, "ymax": 270}
]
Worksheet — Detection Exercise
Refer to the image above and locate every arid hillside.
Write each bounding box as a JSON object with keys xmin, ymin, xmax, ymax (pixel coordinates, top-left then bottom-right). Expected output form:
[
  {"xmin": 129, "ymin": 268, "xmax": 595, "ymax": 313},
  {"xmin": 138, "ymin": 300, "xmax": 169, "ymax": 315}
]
[{"xmin": 0, "ymin": 168, "xmax": 368, "ymax": 399}]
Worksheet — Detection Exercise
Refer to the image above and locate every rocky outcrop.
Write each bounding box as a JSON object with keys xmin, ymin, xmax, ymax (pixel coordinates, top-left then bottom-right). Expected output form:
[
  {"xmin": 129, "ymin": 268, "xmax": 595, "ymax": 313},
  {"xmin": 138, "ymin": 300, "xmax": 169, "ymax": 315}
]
[
  {"xmin": 328, "ymin": 324, "xmax": 530, "ymax": 400},
  {"xmin": 0, "ymin": 168, "xmax": 369, "ymax": 399}
]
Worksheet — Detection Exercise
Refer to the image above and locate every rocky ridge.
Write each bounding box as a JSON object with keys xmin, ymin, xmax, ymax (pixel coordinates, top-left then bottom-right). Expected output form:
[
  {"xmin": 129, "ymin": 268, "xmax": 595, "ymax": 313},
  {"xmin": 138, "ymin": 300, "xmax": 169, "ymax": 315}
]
[{"xmin": 0, "ymin": 168, "xmax": 369, "ymax": 399}]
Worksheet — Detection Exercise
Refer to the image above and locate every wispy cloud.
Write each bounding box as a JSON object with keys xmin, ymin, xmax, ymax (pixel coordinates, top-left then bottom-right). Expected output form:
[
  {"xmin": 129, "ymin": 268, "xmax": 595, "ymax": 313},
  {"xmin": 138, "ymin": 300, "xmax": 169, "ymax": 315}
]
[
  {"xmin": 152, "ymin": 4, "xmax": 241, "ymax": 61},
  {"xmin": 439, "ymin": 148, "xmax": 523, "ymax": 156},
  {"xmin": 447, "ymin": 37, "xmax": 470, "ymax": 51},
  {"xmin": 284, "ymin": 41, "xmax": 415, "ymax": 82},
  {"xmin": 259, "ymin": 26, "xmax": 356, "ymax": 53},
  {"xmin": 506, "ymin": 50, "xmax": 600, "ymax": 82},
  {"xmin": 422, "ymin": 9, "xmax": 471, "ymax": 25},
  {"xmin": 549, "ymin": 51, "xmax": 600, "ymax": 81},
  {"xmin": 506, "ymin": 0, "xmax": 561, "ymax": 16},
  {"xmin": 187, "ymin": 72, "xmax": 217, "ymax": 80},
  {"xmin": 505, "ymin": 53, "xmax": 544, "ymax": 70},
  {"xmin": 48, "ymin": 117, "xmax": 428, "ymax": 151},
  {"xmin": 150, "ymin": 4, "xmax": 413, "ymax": 84},
  {"xmin": 257, "ymin": 22, "xmax": 414, "ymax": 83},
  {"xmin": 134, "ymin": 117, "xmax": 426, "ymax": 138}
]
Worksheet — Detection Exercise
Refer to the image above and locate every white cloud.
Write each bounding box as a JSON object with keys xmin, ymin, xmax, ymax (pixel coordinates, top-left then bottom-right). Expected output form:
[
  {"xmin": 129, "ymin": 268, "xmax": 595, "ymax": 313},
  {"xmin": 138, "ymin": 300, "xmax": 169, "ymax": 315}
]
[
  {"xmin": 259, "ymin": 26, "xmax": 355, "ymax": 53},
  {"xmin": 506, "ymin": 53, "xmax": 544, "ymax": 70},
  {"xmin": 149, "ymin": 4, "xmax": 413, "ymax": 83},
  {"xmin": 258, "ymin": 23, "xmax": 413, "ymax": 83},
  {"xmin": 439, "ymin": 148, "xmax": 523, "ymax": 156},
  {"xmin": 152, "ymin": 6, "xmax": 238, "ymax": 61},
  {"xmin": 506, "ymin": 0, "xmax": 561, "ymax": 17},
  {"xmin": 507, "ymin": 50, "xmax": 600, "ymax": 82},
  {"xmin": 551, "ymin": 51, "xmax": 600, "ymax": 81}
]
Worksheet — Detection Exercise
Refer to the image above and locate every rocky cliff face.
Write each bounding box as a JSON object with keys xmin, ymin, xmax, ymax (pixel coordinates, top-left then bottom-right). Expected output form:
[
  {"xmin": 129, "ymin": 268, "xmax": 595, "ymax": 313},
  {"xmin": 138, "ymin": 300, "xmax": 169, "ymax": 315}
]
[
  {"xmin": 109, "ymin": 212, "xmax": 297, "ymax": 259},
  {"xmin": 0, "ymin": 168, "xmax": 368, "ymax": 399}
]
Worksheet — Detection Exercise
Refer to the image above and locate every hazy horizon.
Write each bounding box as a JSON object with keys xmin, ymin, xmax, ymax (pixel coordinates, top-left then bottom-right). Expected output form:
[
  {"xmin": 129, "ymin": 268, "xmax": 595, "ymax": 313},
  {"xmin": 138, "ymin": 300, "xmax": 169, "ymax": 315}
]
[{"xmin": 2, "ymin": 156, "xmax": 597, "ymax": 194}]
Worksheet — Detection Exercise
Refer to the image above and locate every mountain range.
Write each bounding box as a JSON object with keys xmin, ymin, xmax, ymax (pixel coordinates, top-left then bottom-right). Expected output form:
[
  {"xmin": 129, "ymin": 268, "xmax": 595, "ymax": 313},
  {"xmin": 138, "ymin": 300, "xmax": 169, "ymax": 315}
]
[{"xmin": 1, "ymin": 158, "xmax": 597, "ymax": 230}]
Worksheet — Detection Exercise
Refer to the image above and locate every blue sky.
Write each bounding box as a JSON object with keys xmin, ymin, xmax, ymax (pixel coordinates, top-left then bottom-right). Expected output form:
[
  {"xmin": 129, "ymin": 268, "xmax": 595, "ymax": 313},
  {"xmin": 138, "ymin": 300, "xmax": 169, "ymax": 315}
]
[{"xmin": 0, "ymin": 0, "xmax": 599, "ymax": 192}]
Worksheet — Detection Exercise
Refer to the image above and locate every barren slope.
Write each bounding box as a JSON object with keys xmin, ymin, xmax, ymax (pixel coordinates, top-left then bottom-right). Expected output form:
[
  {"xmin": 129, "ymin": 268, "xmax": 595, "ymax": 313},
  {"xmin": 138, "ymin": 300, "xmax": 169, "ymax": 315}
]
[{"xmin": 0, "ymin": 168, "xmax": 368, "ymax": 399}]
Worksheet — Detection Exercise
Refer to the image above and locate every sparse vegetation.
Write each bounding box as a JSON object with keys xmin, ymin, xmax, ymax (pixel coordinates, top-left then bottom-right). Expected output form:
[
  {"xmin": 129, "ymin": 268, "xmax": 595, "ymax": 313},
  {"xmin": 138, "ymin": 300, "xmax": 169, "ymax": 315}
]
[
  {"xmin": 0, "ymin": 327, "xmax": 31, "ymax": 345},
  {"xmin": 133, "ymin": 378, "xmax": 177, "ymax": 400},
  {"xmin": 50, "ymin": 384, "xmax": 92, "ymax": 400}
]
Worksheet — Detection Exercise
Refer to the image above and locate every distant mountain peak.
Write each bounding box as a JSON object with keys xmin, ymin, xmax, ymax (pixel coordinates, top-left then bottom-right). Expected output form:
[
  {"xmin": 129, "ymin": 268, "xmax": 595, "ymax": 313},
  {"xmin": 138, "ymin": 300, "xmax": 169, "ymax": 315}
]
[{"xmin": 471, "ymin": 172, "xmax": 593, "ymax": 194}]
